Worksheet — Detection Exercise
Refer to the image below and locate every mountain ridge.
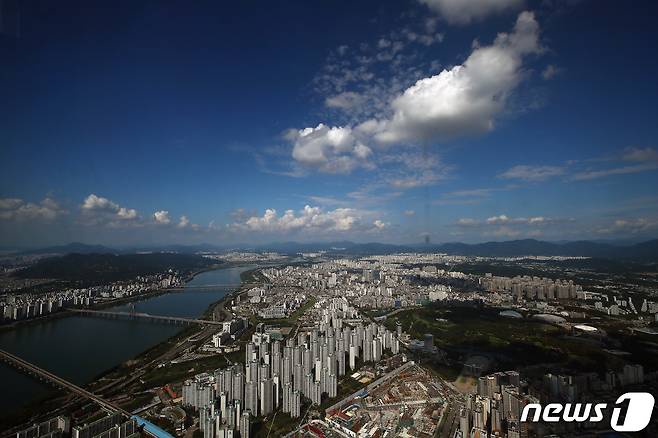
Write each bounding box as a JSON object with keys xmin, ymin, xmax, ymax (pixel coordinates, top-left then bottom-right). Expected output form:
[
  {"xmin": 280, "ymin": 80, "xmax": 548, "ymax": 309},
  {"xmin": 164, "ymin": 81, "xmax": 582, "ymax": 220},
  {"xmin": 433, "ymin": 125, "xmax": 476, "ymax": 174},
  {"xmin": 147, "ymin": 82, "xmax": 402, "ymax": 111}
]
[{"xmin": 12, "ymin": 239, "xmax": 658, "ymax": 261}]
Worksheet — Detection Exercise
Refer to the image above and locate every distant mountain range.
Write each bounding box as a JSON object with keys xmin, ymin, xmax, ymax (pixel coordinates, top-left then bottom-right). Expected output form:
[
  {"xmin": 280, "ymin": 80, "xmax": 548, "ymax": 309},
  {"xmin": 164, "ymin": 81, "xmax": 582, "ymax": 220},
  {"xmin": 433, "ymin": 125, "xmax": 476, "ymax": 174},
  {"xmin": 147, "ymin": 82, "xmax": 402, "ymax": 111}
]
[
  {"xmin": 13, "ymin": 238, "xmax": 658, "ymax": 261},
  {"xmin": 252, "ymin": 239, "xmax": 658, "ymax": 261},
  {"xmin": 17, "ymin": 242, "xmax": 119, "ymax": 255},
  {"xmin": 15, "ymin": 252, "xmax": 216, "ymax": 283}
]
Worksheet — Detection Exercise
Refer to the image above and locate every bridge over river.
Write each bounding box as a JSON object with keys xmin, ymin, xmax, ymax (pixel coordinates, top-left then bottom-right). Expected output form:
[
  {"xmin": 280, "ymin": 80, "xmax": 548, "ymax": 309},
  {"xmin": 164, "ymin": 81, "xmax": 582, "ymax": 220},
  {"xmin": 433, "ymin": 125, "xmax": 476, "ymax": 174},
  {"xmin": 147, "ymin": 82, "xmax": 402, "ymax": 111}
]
[
  {"xmin": 182, "ymin": 281, "xmax": 261, "ymax": 289},
  {"xmin": 0, "ymin": 347, "xmax": 130, "ymax": 416},
  {"xmin": 69, "ymin": 308, "xmax": 224, "ymax": 326},
  {"xmin": 0, "ymin": 348, "xmax": 173, "ymax": 438}
]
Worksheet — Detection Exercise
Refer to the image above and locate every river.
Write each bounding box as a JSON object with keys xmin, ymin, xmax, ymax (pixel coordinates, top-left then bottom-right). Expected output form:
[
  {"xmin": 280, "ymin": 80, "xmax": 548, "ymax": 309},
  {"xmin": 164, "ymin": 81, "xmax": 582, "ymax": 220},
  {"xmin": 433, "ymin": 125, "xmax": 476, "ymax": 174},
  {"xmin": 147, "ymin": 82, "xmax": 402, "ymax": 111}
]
[{"xmin": 0, "ymin": 265, "xmax": 253, "ymax": 420}]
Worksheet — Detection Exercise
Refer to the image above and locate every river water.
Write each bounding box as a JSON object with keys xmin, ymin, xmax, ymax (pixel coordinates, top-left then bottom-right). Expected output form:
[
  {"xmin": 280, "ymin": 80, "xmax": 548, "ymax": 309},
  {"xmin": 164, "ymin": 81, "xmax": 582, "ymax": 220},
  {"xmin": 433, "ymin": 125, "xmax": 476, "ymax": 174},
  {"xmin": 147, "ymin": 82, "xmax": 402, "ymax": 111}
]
[{"xmin": 0, "ymin": 265, "xmax": 252, "ymax": 419}]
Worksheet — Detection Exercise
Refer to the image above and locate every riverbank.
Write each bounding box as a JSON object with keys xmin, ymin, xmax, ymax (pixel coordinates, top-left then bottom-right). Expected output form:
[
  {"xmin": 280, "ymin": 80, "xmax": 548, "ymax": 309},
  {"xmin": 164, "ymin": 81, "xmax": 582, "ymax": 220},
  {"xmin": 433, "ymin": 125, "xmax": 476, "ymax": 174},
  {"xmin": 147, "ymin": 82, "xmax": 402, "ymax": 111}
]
[
  {"xmin": 0, "ymin": 264, "xmax": 264, "ymax": 434},
  {"xmin": 0, "ymin": 262, "xmax": 244, "ymax": 332}
]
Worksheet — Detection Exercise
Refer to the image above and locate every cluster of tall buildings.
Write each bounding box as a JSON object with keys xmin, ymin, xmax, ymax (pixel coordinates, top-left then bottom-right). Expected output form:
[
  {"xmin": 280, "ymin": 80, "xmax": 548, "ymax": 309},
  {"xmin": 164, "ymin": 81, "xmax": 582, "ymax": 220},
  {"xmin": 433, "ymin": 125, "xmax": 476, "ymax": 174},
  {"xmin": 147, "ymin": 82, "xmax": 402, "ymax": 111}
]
[
  {"xmin": 16, "ymin": 416, "xmax": 70, "ymax": 438},
  {"xmin": 480, "ymin": 274, "xmax": 583, "ymax": 301},
  {"xmin": 457, "ymin": 371, "xmax": 538, "ymax": 438},
  {"xmin": 15, "ymin": 413, "xmax": 139, "ymax": 438},
  {"xmin": 183, "ymin": 298, "xmax": 401, "ymax": 438},
  {"xmin": 261, "ymin": 264, "xmax": 442, "ymax": 310},
  {"xmin": 457, "ymin": 364, "xmax": 651, "ymax": 437},
  {"xmin": 0, "ymin": 273, "xmax": 182, "ymax": 323}
]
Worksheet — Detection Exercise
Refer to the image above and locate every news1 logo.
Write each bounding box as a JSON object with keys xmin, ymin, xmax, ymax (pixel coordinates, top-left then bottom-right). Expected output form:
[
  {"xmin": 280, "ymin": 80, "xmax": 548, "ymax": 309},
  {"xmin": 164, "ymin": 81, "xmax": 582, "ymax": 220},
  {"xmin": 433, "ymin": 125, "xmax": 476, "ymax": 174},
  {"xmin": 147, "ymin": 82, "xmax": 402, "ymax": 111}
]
[{"xmin": 521, "ymin": 392, "xmax": 655, "ymax": 432}]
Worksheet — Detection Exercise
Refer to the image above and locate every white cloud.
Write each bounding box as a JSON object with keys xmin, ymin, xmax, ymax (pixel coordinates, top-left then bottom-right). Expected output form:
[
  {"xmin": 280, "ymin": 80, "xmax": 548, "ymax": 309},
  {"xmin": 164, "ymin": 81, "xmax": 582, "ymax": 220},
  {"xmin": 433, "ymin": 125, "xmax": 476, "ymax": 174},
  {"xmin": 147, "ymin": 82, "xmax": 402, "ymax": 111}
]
[
  {"xmin": 570, "ymin": 147, "xmax": 658, "ymax": 181},
  {"xmin": 541, "ymin": 64, "xmax": 562, "ymax": 80},
  {"xmin": 448, "ymin": 188, "xmax": 494, "ymax": 197},
  {"xmin": 80, "ymin": 194, "xmax": 140, "ymax": 226},
  {"xmin": 116, "ymin": 207, "xmax": 137, "ymax": 220},
  {"xmin": 373, "ymin": 219, "xmax": 388, "ymax": 230},
  {"xmin": 389, "ymin": 172, "xmax": 440, "ymax": 189},
  {"xmin": 282, "ymin": 11, "xmax": 542, "ymax": 184},
  {"xmin": 597, "ymin": 218, "xmax": 658, "ymax": 235},
  {"xmin": 435, "ymin": 185, "xmax": 518, "ymax": 205},
  {"xmin": 81, "ymin": 194, "xmax": 119, "ymax": 212},
  {"xmin": 231, "ymin": 205, "xmax": 385, "ymax": 235},
  {"xmin": 0, "ymin": 197, "xmax": 67, "ymax": 221},
  {"xmin": 419, "ymin": 0, "xmax": 523, "ymax": 25},
  {"xmin": 572, "ymin": 163, "xmax": 658, "ymax": 181},
  {"xmin": 489, "ymin": 225, "xmax": 522, "ymax": 237},
  {"xmin": 178, "ymin": 215, "xmax": 190, "ymax": 228},
  {"xmin": 0, "ymin": 198, "xmax": 23, "ymax": 210},
  {"xmin": 378, "ymin": 149, "xmax": 451, "ymax": 189},
  {"xmin": 361, "ymin": 11, "xmax": 542, "ymax": 145},
  {"xmin": 313, "ymin": 11, "xmax": 449, "ymax": 125},
  {"xmin": 153, "ymin": 210, "xmax": 171, "ymax": 224},
  {"xmin": 457, "ymin": 218, "xmax": 479, "ymax": 226},
  {"xmin": 486, "ymin": 214, "xmax": 510, "ymax": 224},
  {"xmin": 455, "ymin": 213, "xmax": 558, "ymax": 238},
  {"xmin": 499, "ymin": 164, "xmax": 565, "ymax": 181},
  {"xmin": 622, "ymin": 147, "xmax": 658, "ymax": 163},
  {"xmin": 290, "ymin": 124, "xmax": 373, "ymax": 173},
  {"xmin": 457, "ymin": 214, "xmax": 553, "ymax": 227},
  {"xmin": 325, "ymin": 92, "xmax": 365, "ymax": 110},
  {"xmin": 501, "ymin": 148, "xmax": 658, "ymax": 183},
  {"xmin": 403, "ymin": 210, "xmax": 416, "ymax": 216}
]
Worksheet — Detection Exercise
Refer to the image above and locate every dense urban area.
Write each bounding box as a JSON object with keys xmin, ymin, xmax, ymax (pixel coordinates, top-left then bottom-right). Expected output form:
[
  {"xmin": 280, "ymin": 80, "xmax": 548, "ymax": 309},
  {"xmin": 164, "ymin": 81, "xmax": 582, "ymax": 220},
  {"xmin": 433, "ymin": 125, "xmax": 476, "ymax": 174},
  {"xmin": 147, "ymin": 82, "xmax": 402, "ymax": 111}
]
[{"xmin": 0, "ymin": 244, "xmax": 657, "ymax": 438}]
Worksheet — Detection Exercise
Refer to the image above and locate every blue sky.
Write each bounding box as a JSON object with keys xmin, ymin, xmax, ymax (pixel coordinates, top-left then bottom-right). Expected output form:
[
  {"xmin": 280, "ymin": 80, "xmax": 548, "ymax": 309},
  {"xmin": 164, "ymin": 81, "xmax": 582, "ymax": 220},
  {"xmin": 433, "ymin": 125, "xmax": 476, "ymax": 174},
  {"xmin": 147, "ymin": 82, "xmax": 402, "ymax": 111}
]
[{"xmin": 1, "ymin": 0, "xmax": 658, "ymax": 247}]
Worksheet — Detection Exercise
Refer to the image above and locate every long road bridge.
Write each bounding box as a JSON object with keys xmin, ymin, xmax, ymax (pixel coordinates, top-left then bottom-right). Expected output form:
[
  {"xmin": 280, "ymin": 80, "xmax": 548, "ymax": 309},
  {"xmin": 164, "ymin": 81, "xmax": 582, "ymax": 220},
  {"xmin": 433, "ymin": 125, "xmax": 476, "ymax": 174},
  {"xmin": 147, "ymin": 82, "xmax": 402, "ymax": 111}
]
[
  {"xmin": 183, "ymin": 282, "xmax": 262, "ymax": 290},
  {"xmin": 0, "ymin": 347, "xmax": 130, "ymax": 416},
  {"xmin": 0, "ymin": 348, "xmax": 173, "ymax": 438},
  {"xmin": 69, "ymin": 308, "xmax": 224, "ymax": 326}
]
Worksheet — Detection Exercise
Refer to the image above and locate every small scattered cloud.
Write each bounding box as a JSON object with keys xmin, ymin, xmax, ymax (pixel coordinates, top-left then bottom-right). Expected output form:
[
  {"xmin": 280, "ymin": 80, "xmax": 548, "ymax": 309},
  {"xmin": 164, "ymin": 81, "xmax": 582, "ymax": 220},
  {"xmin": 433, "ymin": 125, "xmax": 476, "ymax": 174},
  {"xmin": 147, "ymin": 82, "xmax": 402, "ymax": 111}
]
[
  {"xmin": 117, "ymin": 207, "xmax": 138, "ymax": 220},
  {"xmin": 488, "ymin": 225, "xmax": 522, "ymax": 237},
  {"xmin": 389, "ymin": 171, "xmax": 443, "ymax": 189},
  {"xmin": 81, "ymin": 194, "xmax": 120, "ymax": 213},
  {"xmin": 230, "ymin": 205, "xmax": 386, "ymax": 235},
  {"xmin": 501, "ymin": 147, "xmax": 658, "ymax": 183},
  {"xmin": 454, "ymin": 213, "xmax": 560, "ymax": 238},
  {"xmin": 622, "ymin": 146, "xmax": 658, "ymax": 163},
  {"xmin": 403, "ymin": 210, "xmax": 416, "ymax": 216},
  {"xmin": 379, "ymin": 149, "xmax": 451, "ymax": 189},
  {"xmin": 597, "ymin": 218, "xmax": 658, "ymax": 235},
  {"xmin": 80, "ymin": 194, "xmax": 140, "ymax": 226},
  {"xmin": 569, "ymin": 147, "xmax": 658, "ymax": 181},
  {"xmin": 325, "ymin": 92, "xmax": 365, "ymax": 110},
  {"xmin": 457, "ymin": 217, "xmax": 479, "ymax": 226},
  {"xmin": 541, "ymin": 64, "xmax": 563, "ymax": 80},
  {"xmin": 434, "ymin": 185, "xmax": 517, "ymax": 205},
  {"xmin": 153, "ymin": 210, "xmax": 171, "ymax": 224},
  {"xmin": 419, "ymin": 0, "xmax": 523, "ymax": 25},
  {"xmin": 499, "ymin": 164, "xmax": 566, "ymax": 181},
  {"xmin": 0, "ymin": 197, "xmax": 67, "ymax": 221},
  {"xmin": 178, "ymin": 216, "xmax": 191, "ymax": 228},
  {"xmin": 484, "ymin": 214, "xmax": 547, "ymax": 225}
]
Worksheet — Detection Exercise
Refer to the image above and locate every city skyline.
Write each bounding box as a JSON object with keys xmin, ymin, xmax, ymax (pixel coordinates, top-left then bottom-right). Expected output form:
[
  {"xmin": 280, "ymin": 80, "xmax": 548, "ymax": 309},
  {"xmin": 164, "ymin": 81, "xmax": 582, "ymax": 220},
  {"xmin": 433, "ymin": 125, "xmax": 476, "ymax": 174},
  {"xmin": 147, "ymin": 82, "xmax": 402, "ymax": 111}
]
[{"xmin": 2, "ymin": 0, "xmax": 658, "ymax": 246}]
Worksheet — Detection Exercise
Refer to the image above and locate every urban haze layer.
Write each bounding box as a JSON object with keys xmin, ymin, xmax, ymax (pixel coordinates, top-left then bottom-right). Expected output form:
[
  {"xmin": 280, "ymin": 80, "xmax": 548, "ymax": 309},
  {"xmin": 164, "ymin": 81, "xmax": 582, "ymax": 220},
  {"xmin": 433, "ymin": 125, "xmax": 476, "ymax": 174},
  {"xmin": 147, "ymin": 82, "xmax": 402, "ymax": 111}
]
[{"xmin": 2, "ymin": 0, "xmax": 658, "ymax": 438}]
